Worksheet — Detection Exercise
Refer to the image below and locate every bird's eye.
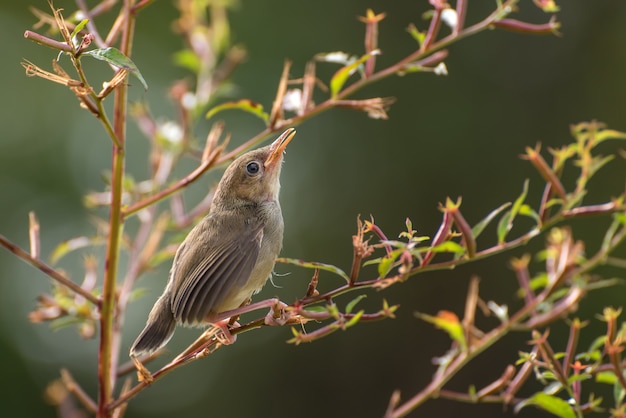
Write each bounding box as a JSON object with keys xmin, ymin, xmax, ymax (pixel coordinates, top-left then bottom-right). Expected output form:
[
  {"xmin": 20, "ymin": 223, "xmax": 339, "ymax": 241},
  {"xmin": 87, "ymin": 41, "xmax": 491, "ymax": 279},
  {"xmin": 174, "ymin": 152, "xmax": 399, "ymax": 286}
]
[{"xmin": 245, "ymin": 161, "xmax": 261, "ymax": 176}]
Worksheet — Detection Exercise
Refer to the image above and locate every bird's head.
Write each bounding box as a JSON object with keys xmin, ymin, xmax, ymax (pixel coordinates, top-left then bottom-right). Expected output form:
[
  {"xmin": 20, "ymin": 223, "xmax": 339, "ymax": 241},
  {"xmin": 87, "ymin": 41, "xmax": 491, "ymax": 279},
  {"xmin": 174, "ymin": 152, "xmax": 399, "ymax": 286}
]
[{"xmin": 213, "ymin": 128, "xmax": 296, "ymax": 208}]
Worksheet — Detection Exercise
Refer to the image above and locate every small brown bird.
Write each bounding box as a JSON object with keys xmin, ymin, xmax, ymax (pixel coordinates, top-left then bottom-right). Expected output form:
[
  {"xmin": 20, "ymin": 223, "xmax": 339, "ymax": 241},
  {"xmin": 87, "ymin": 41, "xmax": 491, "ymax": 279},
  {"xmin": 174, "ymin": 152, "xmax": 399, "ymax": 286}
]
[{"xmin": 130, "ymin": 128, "xmax": 296, "ymax": 357}]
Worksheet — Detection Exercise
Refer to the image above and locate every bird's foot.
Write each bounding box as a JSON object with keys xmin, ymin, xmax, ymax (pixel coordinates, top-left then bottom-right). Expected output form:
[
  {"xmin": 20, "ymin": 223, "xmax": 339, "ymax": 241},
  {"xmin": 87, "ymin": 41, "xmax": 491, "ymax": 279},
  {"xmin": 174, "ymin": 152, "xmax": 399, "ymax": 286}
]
[{"xmin": 213, "ymin": 319, "xmax": 238, "ymax": 345}]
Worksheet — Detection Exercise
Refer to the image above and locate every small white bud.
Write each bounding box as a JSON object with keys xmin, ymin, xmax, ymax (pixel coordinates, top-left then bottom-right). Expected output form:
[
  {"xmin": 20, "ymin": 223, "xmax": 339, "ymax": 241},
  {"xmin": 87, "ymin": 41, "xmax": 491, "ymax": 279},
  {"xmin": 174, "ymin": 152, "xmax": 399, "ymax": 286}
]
[
  {"xmin": 158, "ymin": 121, "xmax": 184, "ymax": 145},
  {"xmin": 181, "ymin": 92, "xmax": 197, "ymax": 110},
  {"xmin": 441, "ymin": 8, "xmax": 458, "ymax": 30},
  {"xmin": 316, "ymin": 51, "xmax": 351, "ymax": 64},
  {"xmin": 282, "ymin": 89, "xmax": 303, "ymax": 113},
  {"xmin": 433, "ymin": 62, "xmax": 448, "ymax": 76},
  {"xmin": 487, "ymin": 301, "xmax": 509, "ymax": 322}
]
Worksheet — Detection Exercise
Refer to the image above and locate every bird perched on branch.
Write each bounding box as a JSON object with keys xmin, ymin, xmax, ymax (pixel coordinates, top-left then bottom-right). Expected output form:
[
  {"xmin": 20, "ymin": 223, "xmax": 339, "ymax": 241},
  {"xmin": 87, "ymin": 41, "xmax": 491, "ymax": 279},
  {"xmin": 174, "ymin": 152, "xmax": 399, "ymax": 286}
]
[{"xmin": 130, "ymin": 128, "xmax": 296, "ymax": 358}]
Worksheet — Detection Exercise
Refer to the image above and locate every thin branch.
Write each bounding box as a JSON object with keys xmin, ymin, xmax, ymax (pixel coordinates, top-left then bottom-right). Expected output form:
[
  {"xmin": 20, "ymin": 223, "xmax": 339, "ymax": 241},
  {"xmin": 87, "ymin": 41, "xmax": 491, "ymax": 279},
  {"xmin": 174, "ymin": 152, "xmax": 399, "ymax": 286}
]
[
  {"xmin": 122, "ymin": 140, "xmax": 224, "ymax": 216},
  {"xmin": 0, "ymin": 234, "xmax": 100, "ymax": 306},
  {"xmin": 61, "ymin": 368, "xmax": 97, "ymax": 414},
  {"xmin": 24, "ymin": 30, "xmax": 72, "ymax": 52}
]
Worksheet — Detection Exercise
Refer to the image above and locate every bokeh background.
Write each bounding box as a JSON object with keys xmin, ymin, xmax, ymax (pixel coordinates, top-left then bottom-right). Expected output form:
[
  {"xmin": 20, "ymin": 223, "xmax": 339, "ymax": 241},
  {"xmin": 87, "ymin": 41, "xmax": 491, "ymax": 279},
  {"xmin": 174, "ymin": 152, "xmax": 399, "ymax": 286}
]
[{"xmin": 1, "ymin": 1, "xmax": 626, "ymax": 417}]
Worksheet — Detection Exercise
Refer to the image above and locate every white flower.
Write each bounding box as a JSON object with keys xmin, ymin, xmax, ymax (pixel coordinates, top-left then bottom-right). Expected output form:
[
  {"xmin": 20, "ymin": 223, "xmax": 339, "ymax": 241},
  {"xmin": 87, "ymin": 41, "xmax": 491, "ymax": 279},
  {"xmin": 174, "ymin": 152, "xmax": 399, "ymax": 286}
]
[
  {"xmin": 433, "ymin": 62, "xmax": 448, "ymax": 76},
  {"xmin": 441, "ymin": 8, "xmax": 458, "ymax": 30},
  {"xmin": 158, "ymin": 121, "xmax": 184, "ymax": 145},
  {"xmin": 282, "ymin": 89, "xmax": 303, "ymax": 113},
  {"xmin": 181, "ymin": 92, "xmax": 197, "ymax": 110},
  {"xmin": 315, "ymin": 51, "xmax": 351, "ymax": 64}
]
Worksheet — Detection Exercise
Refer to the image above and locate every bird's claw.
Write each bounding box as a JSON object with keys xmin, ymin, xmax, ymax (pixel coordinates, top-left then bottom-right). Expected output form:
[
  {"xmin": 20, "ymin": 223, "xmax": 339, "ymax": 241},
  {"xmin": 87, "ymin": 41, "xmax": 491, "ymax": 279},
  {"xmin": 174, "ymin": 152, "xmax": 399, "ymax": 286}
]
[
  {"xmin": 214, "ymin": 320, "xmax": 238, "ymax": 345},
  {"xmin": 264, "ymin": 301, "xmax": 290, "ymax": 326}
]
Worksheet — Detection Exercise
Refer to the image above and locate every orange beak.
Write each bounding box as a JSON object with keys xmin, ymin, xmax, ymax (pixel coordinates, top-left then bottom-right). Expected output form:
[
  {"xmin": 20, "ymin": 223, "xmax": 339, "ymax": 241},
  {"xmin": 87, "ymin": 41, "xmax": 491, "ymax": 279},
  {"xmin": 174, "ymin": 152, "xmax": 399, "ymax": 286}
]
[{"xmin": 265, "ymin": 128, "xmax": 296, "ymax": 169}]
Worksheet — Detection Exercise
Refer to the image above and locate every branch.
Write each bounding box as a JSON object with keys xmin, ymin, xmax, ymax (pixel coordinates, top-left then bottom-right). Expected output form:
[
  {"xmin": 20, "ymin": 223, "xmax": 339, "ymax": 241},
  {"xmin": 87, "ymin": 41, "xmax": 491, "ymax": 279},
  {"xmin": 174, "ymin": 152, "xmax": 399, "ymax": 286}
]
[
  {"xmin": 0, "ymin": 234, "xmax": 100, "ymax": 306},
  {"xmin": 98, "ymin": 1, "xmax": 135, "ymax": 416}
]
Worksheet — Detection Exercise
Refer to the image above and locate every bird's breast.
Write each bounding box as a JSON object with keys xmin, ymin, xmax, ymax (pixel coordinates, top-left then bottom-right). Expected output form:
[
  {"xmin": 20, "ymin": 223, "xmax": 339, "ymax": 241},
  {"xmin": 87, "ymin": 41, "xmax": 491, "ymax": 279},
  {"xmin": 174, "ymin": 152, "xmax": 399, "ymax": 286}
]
[{"xmin": 215, "ymin": 202, "xmax": 284, "ymax": 312}]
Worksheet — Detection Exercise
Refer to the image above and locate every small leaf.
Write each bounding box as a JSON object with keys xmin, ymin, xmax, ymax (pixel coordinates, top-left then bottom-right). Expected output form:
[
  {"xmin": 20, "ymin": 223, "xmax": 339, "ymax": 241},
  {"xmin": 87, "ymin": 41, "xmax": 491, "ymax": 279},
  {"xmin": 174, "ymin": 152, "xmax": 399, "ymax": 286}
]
[
  {"xmin": 173, "ymin": 49, "xmax": 201, "ymax": 73},
  {"xmin": 497, "ymin": 180, "xmax": 530, "ymax": 244},
  {"xmin": 70, "ymin": 19, "xmax": 89, "ymax": 40},
  {"xmin": 595, "ymin": 128, "xmax": 626, "ymax": 144},
  {"xmin": 429, "ymin": 240, "xmax": 466, "ymax": 255},
  {"xmin": 407, "ymin": 23, "xmax": 425, "ymax": 47},
  {"xmin": 206, "ymin": 99, "xmax": 269, "ymax": 124},
  {"xmin": 304, "ymin": 305, "xmax": 328, "ymax": 314},
  {"xmin": 276, "ymin": 257, "xmax": 349, "ymax": 282},
  {"xmin": 514, "ymin": 393, "xmax": 576, "ymax": 418},
  {"xmin": 346, "ymin": 295, "xmax": 367, "ymax": 314},
  {"xmin": 566, "ymin": 373, "xmax": 591, "ymax": 385},
  {"xmin": 587, "ymin": 335, "xmax": 607, "ymax": 353},
  {"xmin": 416, "ymin": 310, "xmax": 466, "ymax": 350},
  {"xmin": 471, "ymin": 202, "xmax": 511, "ymax": 239},
  {"xmin": 344, "ymin": 310, "xmax": 364, "ymax": 328},
  {"xmin": 50, "ymin": 236, "xmax": 104, "ymax": 264},
  {"xmin": 378, "ymin": 252, "xmax": 399, "ymax": 278},
  {"xmin": 587, "ymin": 154, "xmax": 614, "ymax": 179},
  {"xmin": 330, "ymin": 50, "xmax": 380, "ymax": 98},
  {"xmin": 527, "ymin": 272, "xmax": 548, "ymax": 292},
  {"xmin": 128, "ymin": 287, "xmax": 148, "ymax": 302},
  {"xmin": 379, "ymin": 240, "xmax": 411, "ymax": 249},
  {"xmin": 519, "ymin": 204, "xmax": 541, "ymax": 226},
  {"xmin": 83, "ymin": 47, "xmax": 148, "ymax": 90}
]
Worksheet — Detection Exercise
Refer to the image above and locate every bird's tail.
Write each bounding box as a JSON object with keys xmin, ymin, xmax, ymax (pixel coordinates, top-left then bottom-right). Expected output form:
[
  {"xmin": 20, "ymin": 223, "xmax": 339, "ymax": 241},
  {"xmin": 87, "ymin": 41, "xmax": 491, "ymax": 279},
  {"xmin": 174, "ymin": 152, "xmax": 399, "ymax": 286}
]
[{"xmin": 130, "ymin": 294, "xmax": 176, "ymax": 357}]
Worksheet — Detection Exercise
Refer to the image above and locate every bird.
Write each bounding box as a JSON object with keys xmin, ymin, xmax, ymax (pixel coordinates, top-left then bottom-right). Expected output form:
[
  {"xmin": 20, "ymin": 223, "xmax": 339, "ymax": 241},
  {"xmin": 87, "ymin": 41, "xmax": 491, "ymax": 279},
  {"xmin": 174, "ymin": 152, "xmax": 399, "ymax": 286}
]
[{"xmin": 130, "ymin": 128, "xmax": 296, "ymax": 357}]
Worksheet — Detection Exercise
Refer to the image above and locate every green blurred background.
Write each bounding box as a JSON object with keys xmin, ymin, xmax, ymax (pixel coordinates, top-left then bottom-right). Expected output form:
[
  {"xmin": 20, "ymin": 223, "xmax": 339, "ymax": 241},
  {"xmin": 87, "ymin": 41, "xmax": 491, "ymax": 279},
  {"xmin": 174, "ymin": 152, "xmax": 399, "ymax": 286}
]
[{"xmin": 1, "ymin": 1, "xmax": 625, "ymax": 417}]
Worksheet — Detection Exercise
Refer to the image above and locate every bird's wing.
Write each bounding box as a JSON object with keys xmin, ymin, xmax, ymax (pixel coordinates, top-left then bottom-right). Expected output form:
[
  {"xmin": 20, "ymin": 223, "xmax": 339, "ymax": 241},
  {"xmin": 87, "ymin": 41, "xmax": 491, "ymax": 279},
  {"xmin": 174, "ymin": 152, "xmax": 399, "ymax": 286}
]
[{"xmin": 170, "ymin": 215, "xmax": 263, "ymax": 325}]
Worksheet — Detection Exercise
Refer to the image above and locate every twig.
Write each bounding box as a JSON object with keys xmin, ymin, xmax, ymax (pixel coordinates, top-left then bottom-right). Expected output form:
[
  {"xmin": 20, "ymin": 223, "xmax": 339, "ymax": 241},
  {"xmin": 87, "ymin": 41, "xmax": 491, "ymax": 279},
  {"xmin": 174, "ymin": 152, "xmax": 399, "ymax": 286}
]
[
  {"xmin": 122, "ymin": 139, "xmax": 224, "ymax": 216},
  {"xmin": 24, "ymin": 30, "xmax": 72, "ymax": 52},
  {"xmin": 0, "ymin": 234, "xmax": 100, "ymax": 305},
  {"xmin": 61, "ymin": 368, "xmax": 97, "ymax": 413}
]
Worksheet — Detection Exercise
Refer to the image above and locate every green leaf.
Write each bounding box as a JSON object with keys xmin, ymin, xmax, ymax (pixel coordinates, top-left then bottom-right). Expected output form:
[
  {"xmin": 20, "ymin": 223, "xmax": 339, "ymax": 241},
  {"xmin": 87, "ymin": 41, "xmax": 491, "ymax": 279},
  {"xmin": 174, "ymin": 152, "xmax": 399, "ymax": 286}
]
[
  {"xmin": 601, "ymin": 213, "xmax": 626, "ymax": 253},
  {"xmin": 378, "ymin": 251, "xmax": 401, "ymax": 278},
  {"xmin": 276, "ymin": 258, "xmax": 349, "ymax": 282},
  {"xmin": 416, "ymin": 310, "xmax": 466, "ymax": 350},
  {"xmin": 514, "ymin": 393, "xmax": 576, "ymax": 418},
  {"xmin": 587, "ymin": 335, "xmax": 607, "ymax": 354},
  {"xmin": 83, "ymin": 47, "xmax": 148, "ymax": 90},
  {"xmin": 206, "ymin": 99, "xmax": 269, "ymax": 124},
  {"xmin": 70, "ymin": 19, "xmax": 89, "ymax": 40},
  {"xmin": 471, "ymin": 202, "xmax": 511, "ymax": 239},
  {"xmin": 567, "ymin": 373, "xmax": 591, "ymax": 385},
  {"xmin": 303, "ymin": 305, "xmax": 328, "ymax": 314},
  {"xmin": 497, "ymin": 180, "xmax": 529, "ymax": 244},
  {"xmin": 587, "ymin": 154, "xmax": 614, "ymax": 179},
  {"xmin": 346, "ymin": 295, "xmax": 367, "ymax": 314},
  {"xmin": 429, "ymin": 241, "xmax": 466, "ymax": 255},
  {"xmin": 344, "ymin": 310, "xmax": 364, "ymax": 328},
  {"xmin": 173, "ymin": 49, "xmax": 201, "ymax": 73},
  {"xmin": 595, "ymin": 371, "xmax": 617, "ymax": 384},
  {"xmin": 50, "ymin": 236, "xmax": 105, "ymax": 264},
  {"xmin": 407, "ymin": 24, "xmax": 425, "ymax": 47},
  {"xmin": 330, "ymin": 50, "xmax": 380, "ymax": 98},
  {"xmin": 128, "ymin": 287, "xmax": 148, "ymax": 303},
  {"xmin": 519, "ymin": 204, "xmax": 541, "ymax": 226},
  {"xmin": 595, "ymin": 128, "xmax": 626, "ymax": 144}
]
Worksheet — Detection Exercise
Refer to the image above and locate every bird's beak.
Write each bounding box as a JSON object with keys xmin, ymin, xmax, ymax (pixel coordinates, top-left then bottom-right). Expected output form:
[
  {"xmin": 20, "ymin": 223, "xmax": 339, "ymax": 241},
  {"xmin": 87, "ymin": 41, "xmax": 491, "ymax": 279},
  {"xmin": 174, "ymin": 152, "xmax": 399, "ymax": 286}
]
[{"xmin": 265, "ymin": 128, "xmax": 296, "ymax": 169}]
